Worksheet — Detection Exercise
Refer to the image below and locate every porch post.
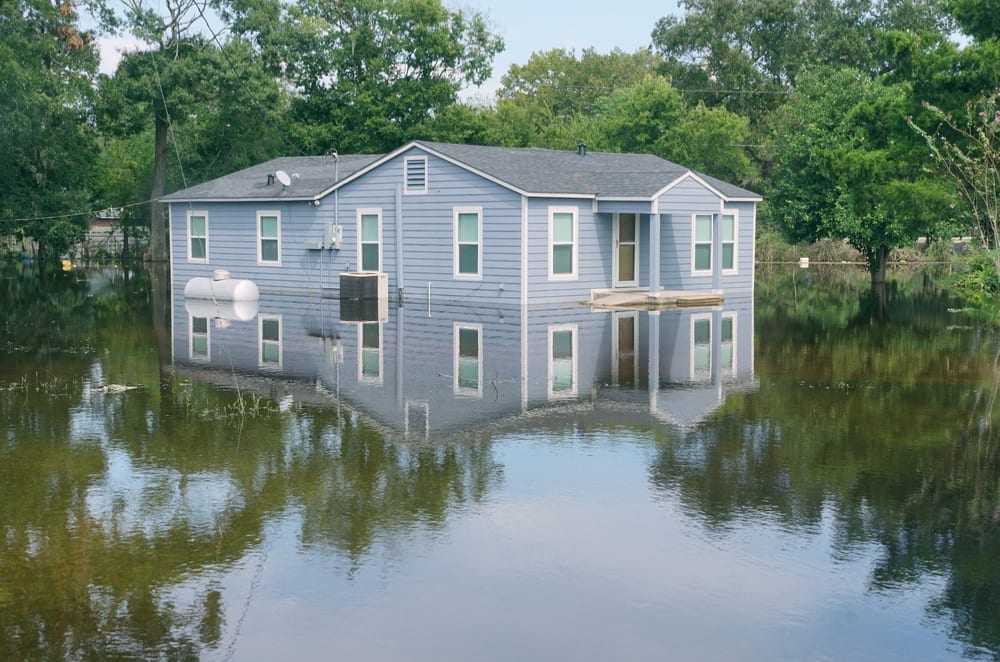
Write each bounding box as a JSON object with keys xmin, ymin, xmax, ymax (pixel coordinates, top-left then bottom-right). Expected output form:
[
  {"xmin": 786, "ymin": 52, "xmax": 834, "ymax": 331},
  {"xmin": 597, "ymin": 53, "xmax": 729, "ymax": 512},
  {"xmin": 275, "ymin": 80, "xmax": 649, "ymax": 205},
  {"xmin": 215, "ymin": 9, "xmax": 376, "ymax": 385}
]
[
  {"xmin": 712, "ymin": 212, "xmax": 722, "ymax": 291},
  {"xmin": 650, "ymin": 213, "xmax": 662, "ymax": 294},
  {"xmin": 648, "ymin": 310, "xmax": 660, "ymax": 413}
]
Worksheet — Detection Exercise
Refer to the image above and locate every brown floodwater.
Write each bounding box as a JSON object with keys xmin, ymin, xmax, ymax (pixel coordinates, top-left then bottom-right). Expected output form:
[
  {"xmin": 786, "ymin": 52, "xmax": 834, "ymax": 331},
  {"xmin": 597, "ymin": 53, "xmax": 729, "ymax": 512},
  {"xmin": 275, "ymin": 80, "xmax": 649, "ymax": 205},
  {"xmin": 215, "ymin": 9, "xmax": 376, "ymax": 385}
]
[{"xmin": 1, "ymin": 262, "xmax": 997, "ymax": 660}]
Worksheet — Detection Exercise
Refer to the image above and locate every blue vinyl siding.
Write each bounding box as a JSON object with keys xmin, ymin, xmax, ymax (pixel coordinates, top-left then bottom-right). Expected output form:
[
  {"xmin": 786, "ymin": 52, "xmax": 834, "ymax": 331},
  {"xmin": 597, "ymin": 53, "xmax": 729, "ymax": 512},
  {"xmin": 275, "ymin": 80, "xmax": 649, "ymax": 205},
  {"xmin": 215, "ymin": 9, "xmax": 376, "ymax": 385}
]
[
  {"xmin": 653, "ymin": 177, "xmax": 754, "ymax": 298},
  {"xmin": 168, "ymin": 149, "xmax": 756, "ymax": 305}
]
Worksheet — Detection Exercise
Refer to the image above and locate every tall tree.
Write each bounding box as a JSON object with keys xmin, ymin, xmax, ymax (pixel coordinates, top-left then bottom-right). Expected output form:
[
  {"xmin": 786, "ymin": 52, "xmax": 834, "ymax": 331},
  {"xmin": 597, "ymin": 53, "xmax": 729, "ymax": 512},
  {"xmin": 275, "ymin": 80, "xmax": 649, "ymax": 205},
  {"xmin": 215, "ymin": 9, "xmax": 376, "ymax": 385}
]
[
  {"xmin": 652, "ymin": 0, "xmax": 951, "ymax": 117},
  {"xmin": 497, "ymin": 48, "xmax": 662, "ymax": 119},
  {"xmin": 223, "ymin": 0, "xmax": 503, "ymax": 154},
  {"xmin": 96, "ymin": 0, "xmax": 288, "ymax": 262},
  {"xmin": 765, "ymin": 67, "xmax": 953, "ymax": 285},
  {"xmin": 0, "ymin": 0, "xmax": 100, "ymax": 272}
]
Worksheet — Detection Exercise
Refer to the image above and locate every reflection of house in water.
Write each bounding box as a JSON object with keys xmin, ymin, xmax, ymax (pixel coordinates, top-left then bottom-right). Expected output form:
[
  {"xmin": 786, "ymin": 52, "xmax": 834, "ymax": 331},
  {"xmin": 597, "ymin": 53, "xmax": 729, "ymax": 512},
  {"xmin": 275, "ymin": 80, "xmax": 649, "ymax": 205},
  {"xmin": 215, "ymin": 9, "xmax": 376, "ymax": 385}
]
[{"xmin": 172, "ymin": 289, "xmax": 757, "ymax": 438}]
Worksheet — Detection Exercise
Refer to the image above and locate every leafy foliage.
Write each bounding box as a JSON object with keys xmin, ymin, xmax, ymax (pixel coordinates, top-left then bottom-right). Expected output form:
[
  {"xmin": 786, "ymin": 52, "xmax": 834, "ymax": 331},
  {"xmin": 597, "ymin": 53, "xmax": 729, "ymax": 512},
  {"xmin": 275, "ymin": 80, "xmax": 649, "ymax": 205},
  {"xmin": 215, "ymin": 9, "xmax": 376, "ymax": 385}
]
[
  {"xmin": 0, "ymin": 0, "xmax": 100, "ymax": 268},
  {"xmin": 765, "ymin": 68, "xmax": 954, "ymax": 282}
]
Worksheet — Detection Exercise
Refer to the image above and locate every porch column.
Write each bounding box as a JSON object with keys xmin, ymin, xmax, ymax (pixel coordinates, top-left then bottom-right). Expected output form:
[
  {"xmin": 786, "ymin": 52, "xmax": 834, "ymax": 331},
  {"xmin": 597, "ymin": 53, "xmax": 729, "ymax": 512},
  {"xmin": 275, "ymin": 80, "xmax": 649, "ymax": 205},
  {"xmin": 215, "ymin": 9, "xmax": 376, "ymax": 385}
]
[
  {"xmin": 650, "ymin": 213, "xmax": 663, "ymax": 294},
  {"xmin": 712, "ymin": 212, "xmax": 722, "ymax": 291},
  {"xmin": 648, "ymin": 310, "xmax": 661, "ymax": 413}
]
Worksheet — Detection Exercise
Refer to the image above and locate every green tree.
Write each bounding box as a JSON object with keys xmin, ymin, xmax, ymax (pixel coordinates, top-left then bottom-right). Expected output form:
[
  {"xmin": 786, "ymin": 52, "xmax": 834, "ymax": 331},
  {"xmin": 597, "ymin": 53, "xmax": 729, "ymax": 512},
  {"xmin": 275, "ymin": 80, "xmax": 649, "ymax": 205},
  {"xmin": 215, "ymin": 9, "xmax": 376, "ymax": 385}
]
[
  {"xmin": 909, "ymin": 92, "xmax": 1000, "ymax": 279},
  {"xmin": 0, "ymin": 0, "xmax": 100, "ymax": 273},
  {"xmin": 497, "ymin": 48, "xmax": 662, "ymax": 119},
  {"xmin": 94, "ymin": 0, "xmax": 288, "ymax": 262},
  {"xmin": 765, "ymin": 68, "xmax": 953, "ymax": 285},
  {"xmin": 224, "ymin": 0, "xmax": 503, "ymax": 154},
  {"xmin": 652, "ymin": 0, "xmax": 950, "ymax": 117}
]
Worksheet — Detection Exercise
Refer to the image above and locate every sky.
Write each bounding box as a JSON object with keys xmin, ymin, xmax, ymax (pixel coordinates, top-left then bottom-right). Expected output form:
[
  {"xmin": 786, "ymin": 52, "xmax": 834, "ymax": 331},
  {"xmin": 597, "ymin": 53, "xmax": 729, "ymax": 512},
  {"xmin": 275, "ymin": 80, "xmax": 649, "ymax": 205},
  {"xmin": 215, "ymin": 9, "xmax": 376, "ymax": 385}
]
[
  {"xmin": 457, "ymin": 0, "xmax": 681, "ymax": 100},
  {"xmin": 95, "ymin": 0, "xmax": 682, "ymax": 101}
]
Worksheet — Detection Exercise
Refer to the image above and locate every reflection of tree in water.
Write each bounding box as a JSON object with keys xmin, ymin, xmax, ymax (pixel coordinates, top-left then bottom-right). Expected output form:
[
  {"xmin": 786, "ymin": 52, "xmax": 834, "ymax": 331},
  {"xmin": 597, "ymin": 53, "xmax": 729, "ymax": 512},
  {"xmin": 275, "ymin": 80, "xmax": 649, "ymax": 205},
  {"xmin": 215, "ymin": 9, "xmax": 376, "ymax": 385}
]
[
  {"xmin": 0, "ymin": 270, "xmax": 504, "ymax": 659},
  {"xmin": 650, "ymin": 268, "xmax": 1000, "ymax": 657}
]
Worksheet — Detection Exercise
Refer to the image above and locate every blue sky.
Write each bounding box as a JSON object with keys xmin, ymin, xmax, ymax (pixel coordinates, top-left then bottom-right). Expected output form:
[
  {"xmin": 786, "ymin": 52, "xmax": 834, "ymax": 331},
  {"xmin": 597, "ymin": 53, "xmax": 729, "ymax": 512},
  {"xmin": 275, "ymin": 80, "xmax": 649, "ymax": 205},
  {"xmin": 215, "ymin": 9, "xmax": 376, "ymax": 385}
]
[
  {"xmin": 460, "ymin": 0, "xmax": 681, "ymax": 99},
  {"xmin": 96, "ymin": 0, "xmax": 681, "ymax": 101}
]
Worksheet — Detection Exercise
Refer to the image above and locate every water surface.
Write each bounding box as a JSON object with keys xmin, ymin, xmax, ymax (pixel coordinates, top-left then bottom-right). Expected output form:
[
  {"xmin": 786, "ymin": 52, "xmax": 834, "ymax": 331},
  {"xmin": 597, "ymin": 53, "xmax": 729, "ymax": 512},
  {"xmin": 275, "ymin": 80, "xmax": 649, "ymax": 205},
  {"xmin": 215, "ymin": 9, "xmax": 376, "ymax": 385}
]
[{"xmin": 1, "ymin": 263, "xmax": 998, "ymax": 660}]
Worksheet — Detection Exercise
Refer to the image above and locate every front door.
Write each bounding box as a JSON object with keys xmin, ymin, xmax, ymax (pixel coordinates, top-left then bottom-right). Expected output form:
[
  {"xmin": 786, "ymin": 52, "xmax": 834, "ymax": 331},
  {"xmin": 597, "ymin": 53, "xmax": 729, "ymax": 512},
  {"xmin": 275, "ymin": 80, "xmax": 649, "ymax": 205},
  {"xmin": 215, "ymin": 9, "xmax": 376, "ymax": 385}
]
[
  {"xmin": 614, "ymin": 213, "xmax": 638, "ymax": 288},
  {"xmin": 612, "ymin": 311, "xmax": 638, "ymax": 387}
]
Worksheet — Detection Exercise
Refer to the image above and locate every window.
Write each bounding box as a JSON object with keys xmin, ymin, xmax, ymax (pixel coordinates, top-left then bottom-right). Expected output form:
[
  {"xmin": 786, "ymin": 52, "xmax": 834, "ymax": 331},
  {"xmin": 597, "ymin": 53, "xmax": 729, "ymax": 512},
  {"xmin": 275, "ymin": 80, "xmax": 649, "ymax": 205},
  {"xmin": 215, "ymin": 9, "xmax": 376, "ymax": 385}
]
[
  {"xmin": 690, "ymin": 313, "xmax": 737, "ymax": 381},
  {"xmin": 693, "ymin": 214, "xmax": 712, "ymax": 273},
  {"xmin": 454, "ymin": 323, "xmax": 483, "ymax": 396},
  {"xmin": 188, "ymin": 211, "xmax": 208, "ymax": 262},
  {"xmin": 722, "ymin": 211, "xmax": 737, "ymax": 272},
  {"xmin": 720, "ymin": 314, "xmax": 735, "ymax": 374},
  {"xmin": 549, "ymin": 207, "xmax": 577, "ymax": 279},
  {"xmin": 454, "ymin": 207, "xmax": 482, "ymax": 279},
  {"xmin": 548, "ymin": 324, "xmax": 578, "ymax": 398},
  {"xmin": 259, "ymin": 315, "xmax": 282, "ymax": 367},
  {"xmin": 359, "ymin": 322, "xmax": 382, "ymax": 383},
  {"xmin": 692, "ymin": 315, "xmax": 711, "ymax": 380},
  {"xmin": 358, "ymin": 209, "xmax": 381, "ymax": 272},
  {"xmin": 190, "ymin": 315, "xmax": 210, "ymax": 360},
  {"xmin": 258, "ymin": 211, "xmax": 281, "ymax": 265},
  {"xmin": 404, "ymin": 156, "xmax": 428, "ymax": 194}
]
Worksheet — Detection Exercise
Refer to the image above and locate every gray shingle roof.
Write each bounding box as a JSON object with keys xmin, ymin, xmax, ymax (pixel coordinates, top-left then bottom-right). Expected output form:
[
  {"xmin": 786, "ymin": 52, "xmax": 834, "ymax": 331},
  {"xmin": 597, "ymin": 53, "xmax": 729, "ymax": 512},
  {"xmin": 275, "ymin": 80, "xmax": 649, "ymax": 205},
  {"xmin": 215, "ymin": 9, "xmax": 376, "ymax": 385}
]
[
  {"xmin": 160, "ymin": 141, "xmax": 761, "ymax": 202},
  {"xmin": 160, "ymin": 154, "xmax": 380, "ymax": 202}
]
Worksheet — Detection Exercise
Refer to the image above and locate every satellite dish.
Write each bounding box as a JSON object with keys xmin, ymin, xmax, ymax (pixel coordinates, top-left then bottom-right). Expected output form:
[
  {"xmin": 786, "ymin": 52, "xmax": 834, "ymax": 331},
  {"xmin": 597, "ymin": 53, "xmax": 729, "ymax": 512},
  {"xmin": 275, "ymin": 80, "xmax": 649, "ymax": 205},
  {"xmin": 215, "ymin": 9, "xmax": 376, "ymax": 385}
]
[{"xmin": 275, "ymin": 170, "xmax": 291, "ymax": 186}]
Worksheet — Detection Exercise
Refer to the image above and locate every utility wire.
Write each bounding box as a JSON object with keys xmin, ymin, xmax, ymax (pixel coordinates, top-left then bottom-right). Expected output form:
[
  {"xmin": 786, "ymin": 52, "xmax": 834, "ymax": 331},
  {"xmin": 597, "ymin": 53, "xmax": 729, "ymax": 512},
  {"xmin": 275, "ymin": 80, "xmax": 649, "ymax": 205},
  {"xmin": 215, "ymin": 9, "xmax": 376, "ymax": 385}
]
[{"xmin": 0, "ymin": 198, "xmax": 157, "ymax": 225}]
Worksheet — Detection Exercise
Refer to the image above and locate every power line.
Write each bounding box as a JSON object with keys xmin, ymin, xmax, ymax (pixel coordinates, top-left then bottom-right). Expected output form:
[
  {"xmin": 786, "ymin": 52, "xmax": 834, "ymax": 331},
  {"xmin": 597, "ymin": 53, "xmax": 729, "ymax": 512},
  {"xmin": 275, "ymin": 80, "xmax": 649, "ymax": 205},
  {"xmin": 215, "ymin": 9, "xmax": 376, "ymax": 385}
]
[{"xmin": 0, "ymin": 198, "xmax": 157, "ymax": 225}]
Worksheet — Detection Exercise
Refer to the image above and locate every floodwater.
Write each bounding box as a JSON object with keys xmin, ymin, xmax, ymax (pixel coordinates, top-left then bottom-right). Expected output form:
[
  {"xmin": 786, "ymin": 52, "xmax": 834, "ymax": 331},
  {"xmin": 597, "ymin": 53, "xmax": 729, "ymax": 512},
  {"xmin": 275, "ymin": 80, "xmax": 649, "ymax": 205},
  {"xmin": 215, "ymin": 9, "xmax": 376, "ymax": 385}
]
[{"xmin": 1, "ymin": 262, "xmax": 998, "ymax": 661}]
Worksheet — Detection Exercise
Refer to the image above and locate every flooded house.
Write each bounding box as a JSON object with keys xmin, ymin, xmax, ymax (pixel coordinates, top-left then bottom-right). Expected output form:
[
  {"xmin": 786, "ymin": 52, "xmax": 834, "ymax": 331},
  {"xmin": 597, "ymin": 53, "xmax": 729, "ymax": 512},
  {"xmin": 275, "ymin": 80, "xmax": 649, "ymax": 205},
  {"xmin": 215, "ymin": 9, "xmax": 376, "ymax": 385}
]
[{"xmin": 161, "ymin": 141, "xmax": 761, "ymax": 307}]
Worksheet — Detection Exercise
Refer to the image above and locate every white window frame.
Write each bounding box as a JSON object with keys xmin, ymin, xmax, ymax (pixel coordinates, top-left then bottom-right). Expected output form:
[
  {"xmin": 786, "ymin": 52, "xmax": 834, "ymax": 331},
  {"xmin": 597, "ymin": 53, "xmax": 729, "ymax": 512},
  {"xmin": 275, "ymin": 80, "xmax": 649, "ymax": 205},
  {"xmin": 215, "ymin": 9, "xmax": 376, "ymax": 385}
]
[
  {"xmin": 721, "ymin": 209, "xmax": 738, "ymax": 274},
  {"xmin": 689, "ymin": 312, "xmax": 737, "ymax": 380},
  {"xmin": 187, "ymin": 210, "xmax": 208, "ymax": 263},
  {"xmin": 690, "ymin": 313, "xmax": 712, "ymax": 381},
  {"xmin": 258, "ymin": 314, "xmax": 283, "ymax": 368},
  {"xmin": 357, "ymin": 208, "xmax": 382, "ymax": 273},
  {"xmin": 547, "ymin": 323, "xmax": 578, "ymax": 399},
  {"xmin": 720, "ymin": 312, "xmax": 737, "ymax": 377},
  {"xmin": 692, "ymin": 213, "xmax": 713, "ymax": 275},
  {"xmin": 453, "ymin": 322, "xmax": 483, "ymax": 397},
  {"xmin": 453, "ymin": 206, "xmax": 483, "ymax": 280},
  {"xmin": 548, "ymin": 206, "xmax": 578, "ymax": 281},
  {"xmin": 189, "ymin": 314, "xmax": 210, "ymax": 361},
  {"xmin": 358, "ymin": 321, "xmax": 383, "ymax": 384},
  {"xmin": 404, "ymin": 156, "xmax": 428, "ymax": 195},
  {"xmin": 257, "ymin": 210, "xmax": 281, "ymax": 266}
]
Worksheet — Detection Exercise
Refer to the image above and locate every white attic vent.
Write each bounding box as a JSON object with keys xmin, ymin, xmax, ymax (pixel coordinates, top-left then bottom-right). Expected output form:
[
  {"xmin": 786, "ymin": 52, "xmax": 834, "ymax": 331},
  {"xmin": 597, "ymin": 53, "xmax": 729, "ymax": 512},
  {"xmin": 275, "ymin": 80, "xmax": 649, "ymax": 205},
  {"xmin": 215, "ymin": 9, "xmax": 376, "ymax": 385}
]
[{"xmin": 404, "ymin": 156, "xmax": 427, "ymax": 194}]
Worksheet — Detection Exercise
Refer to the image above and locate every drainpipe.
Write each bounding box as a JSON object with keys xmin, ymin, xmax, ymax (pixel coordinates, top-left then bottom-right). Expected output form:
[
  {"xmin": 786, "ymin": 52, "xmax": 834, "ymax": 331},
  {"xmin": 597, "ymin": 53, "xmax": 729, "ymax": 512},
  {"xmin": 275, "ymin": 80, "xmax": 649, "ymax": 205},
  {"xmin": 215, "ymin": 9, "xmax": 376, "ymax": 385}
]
[{"xmin": 395, "ymin": 184, "xmax": 404, "ymax": 300}]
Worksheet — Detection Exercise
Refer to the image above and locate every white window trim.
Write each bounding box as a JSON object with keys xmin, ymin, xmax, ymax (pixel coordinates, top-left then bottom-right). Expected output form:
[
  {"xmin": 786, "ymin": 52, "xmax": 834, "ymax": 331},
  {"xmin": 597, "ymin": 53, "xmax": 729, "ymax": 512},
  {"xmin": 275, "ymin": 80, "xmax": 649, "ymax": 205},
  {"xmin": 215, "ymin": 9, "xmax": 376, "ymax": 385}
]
[
  {"xmin": 404, "ymin": 156, "xmax": 428, "ymax": 195},
  {"xmin": 453, "ymin": 322, "xmax": 483, "ymax": 397},
  {"xmin": 691, "ymin": 213, "xmax": 713, "ymax": 276},
  {"xmin": 187, "ymin": 210, "xmax": 209, "ymax": 263},
  {"xmin": 357, "ymin": 208, "xmax": 382, "ymax": 273},
  {"xmin": 721, "ymin": 312, "xmax": 737, "ymax": 376},
  {"xmin": 257, "ymin": 210, "xmax": 282, "ymax": 266},
  {"xmin": 548, "ymin": 323, "xmax": 578, "ymax": 399},
  {"xmin": 189, "ymin": 314, "xmax": 210, "ymax": 361},
  {"xmin": 690, "ymin": 313, "xmax": 712, "ymax": 380},
  {"xmin": 453, "ymin": 206, "xmax": 483, "ymax": 280},
  {"xmin": 722, "ymin": 209, "xmax": 739, "ymax": 275},
  {"xmin": 358, "ymin": 321, "xmax": 383, "ymax": 384},
  {"xmin": 548, "ymin": 206, "xmax": 578, "ymax": 281},
  {"xmin": 258, "ymin": 314, "xmax": 283, "ymax": 369}
]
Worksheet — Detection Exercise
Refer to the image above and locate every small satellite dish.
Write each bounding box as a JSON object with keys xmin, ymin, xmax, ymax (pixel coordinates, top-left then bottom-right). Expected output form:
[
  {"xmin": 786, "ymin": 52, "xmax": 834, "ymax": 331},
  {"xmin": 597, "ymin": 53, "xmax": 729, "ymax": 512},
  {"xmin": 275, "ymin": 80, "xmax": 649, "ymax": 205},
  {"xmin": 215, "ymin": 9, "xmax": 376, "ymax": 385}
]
[{"xmin": 275, "ymin": 170, "xmax": 291, "ymax": 187}]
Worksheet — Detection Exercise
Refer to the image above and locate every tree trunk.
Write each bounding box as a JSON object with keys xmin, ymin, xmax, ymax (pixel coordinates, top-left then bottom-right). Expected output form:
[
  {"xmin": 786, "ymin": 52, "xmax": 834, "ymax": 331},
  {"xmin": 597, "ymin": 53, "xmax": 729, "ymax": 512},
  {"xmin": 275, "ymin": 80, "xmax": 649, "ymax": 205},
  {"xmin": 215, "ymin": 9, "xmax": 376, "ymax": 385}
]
[
  {"xmin": 868, "ymin": 245, "xmax": 888, "ymax": 287},
  {"xmin": 148, "ymin": 111, "xmax": 170, "ymax": 262}
]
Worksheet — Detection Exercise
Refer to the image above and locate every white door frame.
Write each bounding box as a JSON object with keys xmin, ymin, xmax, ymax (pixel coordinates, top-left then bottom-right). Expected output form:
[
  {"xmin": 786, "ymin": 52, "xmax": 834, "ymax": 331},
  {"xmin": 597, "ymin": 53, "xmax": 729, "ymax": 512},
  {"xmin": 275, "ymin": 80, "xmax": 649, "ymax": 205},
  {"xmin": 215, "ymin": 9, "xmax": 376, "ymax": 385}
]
[{"xmin": 613, "ymin": 213, "xmax": 639, "ymax": 288}]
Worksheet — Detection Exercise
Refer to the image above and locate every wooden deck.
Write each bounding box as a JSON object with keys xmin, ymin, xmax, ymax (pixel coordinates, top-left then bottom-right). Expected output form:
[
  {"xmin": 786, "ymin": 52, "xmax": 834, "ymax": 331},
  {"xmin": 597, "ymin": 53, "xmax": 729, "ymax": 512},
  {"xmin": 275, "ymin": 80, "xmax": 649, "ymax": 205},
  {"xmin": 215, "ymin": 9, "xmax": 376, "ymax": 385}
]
[{"xmin": 588, "ymin": 289, "xmax": 724, "ymax": 310}]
